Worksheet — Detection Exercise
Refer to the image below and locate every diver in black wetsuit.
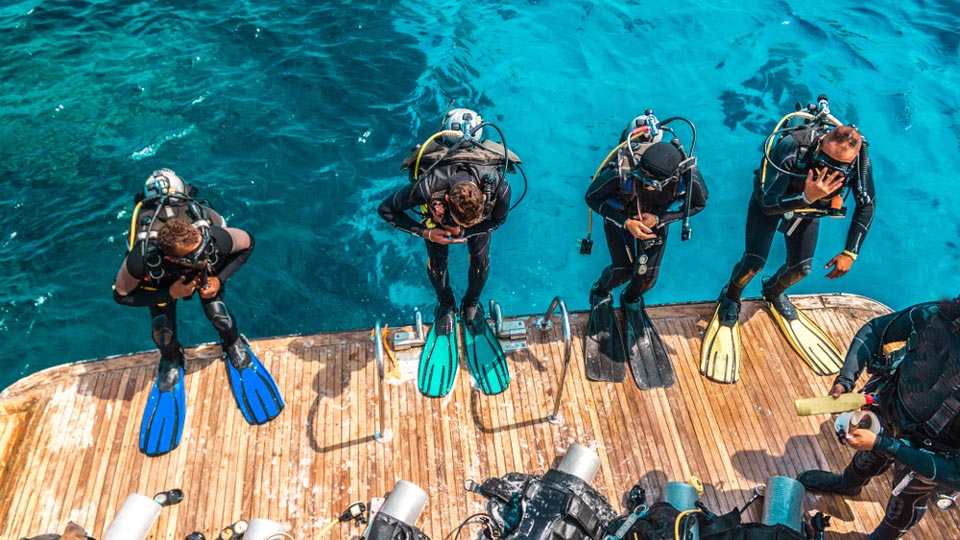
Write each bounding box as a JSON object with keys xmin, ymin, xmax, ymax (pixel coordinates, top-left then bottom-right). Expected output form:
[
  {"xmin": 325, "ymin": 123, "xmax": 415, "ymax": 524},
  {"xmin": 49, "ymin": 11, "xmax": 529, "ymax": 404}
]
[
  {"xmin": 718, "ymin": 123, "xmax": 875, "ymax": 317},
  {"xmin": 585, "ymin": 138, "xmax": 708, "ymax": 306},
  {"xmin": 798, "ymin": 295, "xmax": 960, "ymax": 540},
  {"xmin": 114, "ymin": 170, "xmax": 255, "ymax": 370},
  {"xmin": 378, "ymin": 108, "xmax": 518, "ymax": 330}
]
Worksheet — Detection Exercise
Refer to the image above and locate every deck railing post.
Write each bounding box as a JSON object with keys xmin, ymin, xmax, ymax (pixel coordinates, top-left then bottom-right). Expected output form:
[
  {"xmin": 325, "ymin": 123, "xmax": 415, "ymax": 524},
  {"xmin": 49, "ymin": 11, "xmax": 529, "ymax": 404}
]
[
  {"xmin": 373, "ymin": 320, "xmax": 389, "ymax": 442},
  {"xmin": 536, "ymin": 296, "xmax": 572, "ymax": 424}
]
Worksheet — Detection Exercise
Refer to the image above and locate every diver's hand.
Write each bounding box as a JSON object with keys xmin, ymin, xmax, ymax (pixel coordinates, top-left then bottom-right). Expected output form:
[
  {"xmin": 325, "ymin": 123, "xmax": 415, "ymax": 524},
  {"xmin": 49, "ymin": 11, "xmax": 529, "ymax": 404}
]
[
  {"xmin": 199, "ymin": 276, "xmax": 220, "ymax": 299},
  {"xmin": 846, "ymin": 424, "xmax": 878, "ymax": 451},
  {"xmin": 625, "ymin": 214, "xmax": 657, "ymax": 240},
  {"xmin": 169, "ymin": 276, "xmax": 197, "ymax": 299},
  {"xmin": 422, "ymin": 228, "xmax": 466, "ymax": 245},
  {"xmin": 804, "ymin": 167, "xmax": 845, "ymax": 202},
  {"xmin": 825, "ymin": 252, "xmax": 854, "ymax": 279},
  {"xmin": 828, "ymin": 384, "xmax": 846, "ymax": 399}
]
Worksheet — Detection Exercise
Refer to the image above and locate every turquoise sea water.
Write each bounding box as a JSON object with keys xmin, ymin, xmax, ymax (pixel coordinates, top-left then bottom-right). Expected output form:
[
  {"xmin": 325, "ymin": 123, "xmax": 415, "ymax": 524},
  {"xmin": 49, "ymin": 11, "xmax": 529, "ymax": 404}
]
[{"xmin": 1, "ymin": 1, "xmax": 958, "ymax": 392}]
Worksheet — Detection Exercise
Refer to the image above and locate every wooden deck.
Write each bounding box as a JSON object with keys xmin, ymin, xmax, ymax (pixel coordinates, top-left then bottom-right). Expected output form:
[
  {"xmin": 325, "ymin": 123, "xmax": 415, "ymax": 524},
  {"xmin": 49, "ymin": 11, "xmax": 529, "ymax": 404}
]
[{"xmin": 1, "ymin": 294, "xmax": 957, "ymax": 539}]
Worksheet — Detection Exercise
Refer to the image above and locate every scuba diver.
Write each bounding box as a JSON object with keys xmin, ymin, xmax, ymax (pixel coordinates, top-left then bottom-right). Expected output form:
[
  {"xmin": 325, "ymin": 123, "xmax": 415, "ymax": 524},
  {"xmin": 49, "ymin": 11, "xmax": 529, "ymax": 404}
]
[
  {"xmin": 113, "ymin": 169, "xmax": 283, "ymax": 457},
  {"xmin": 700, "ymin": 95, "xmax": 876, "ymax": 384},
  {"xmin": 378, "ymin": 107, "xmax": 525, "ymax": 398},
  {"xmin": 583, "ymin": 111, "xmax": 707, "ymax": 388},
  {"xmin": 798, "ymin": 294, "xmax": 960, "ymax": 540}
]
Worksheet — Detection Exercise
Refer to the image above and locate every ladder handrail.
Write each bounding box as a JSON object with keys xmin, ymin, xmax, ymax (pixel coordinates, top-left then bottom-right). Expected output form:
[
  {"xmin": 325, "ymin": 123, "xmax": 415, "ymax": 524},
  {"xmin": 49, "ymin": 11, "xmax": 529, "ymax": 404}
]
[{"xmin": 537, "ymin": 296, "xmax": 572, "ymax": 423}]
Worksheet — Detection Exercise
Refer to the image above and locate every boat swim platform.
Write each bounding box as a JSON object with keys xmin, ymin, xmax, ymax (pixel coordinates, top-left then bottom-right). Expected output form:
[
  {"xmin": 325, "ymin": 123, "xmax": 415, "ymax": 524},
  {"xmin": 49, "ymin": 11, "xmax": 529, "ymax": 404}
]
[{"xmin": 1, "ymin": 294, "xmax": 958, "ymax": 540}]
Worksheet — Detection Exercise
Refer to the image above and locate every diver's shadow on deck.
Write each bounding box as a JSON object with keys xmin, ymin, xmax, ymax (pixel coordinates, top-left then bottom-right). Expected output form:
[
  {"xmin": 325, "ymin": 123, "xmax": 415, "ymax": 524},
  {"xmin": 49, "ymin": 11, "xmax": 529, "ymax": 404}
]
[{"xmin": 306, "ymin": 370, "xmax": 373, "ymax": 453}]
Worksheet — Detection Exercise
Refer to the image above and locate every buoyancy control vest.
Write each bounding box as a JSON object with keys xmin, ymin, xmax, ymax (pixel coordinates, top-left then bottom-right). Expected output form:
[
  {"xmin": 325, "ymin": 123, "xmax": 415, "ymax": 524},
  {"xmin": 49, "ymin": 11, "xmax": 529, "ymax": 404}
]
[
  {"xmin": 475, "ymin": 469, "xmax": 617, "ymax": 540},
  {"xmin": 401, "ymin": 138, "xmax": 521, "ymax": 220},
  {"xmin": 874, "ymin": 308, "xmax": 960, "ymax": 450}
]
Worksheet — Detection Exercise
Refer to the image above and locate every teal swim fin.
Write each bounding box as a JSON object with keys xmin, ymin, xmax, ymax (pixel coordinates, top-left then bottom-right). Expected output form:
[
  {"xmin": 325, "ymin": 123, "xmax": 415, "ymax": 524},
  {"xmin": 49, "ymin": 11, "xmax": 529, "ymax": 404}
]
[
  {"xmin": 584, "ymin": 287, "xmax": 627, "ymax": 382},
  {"xmin": 222, "ymin": 336, "xmax": 285, "ymax": 425},
  {"xmin": 139, "ymin": 351, "xmax": 186, "ymax": 456},
  {"xmin": 417, "ymin": 303, "xmax": 460, "ymax": 397},
  {"xmin": 622, "ymin": 293, "xmax": 674, "ymax": 390},
  {"xmin": 461, "ymin": 304, "xmax": 510, "ymax": 395}
]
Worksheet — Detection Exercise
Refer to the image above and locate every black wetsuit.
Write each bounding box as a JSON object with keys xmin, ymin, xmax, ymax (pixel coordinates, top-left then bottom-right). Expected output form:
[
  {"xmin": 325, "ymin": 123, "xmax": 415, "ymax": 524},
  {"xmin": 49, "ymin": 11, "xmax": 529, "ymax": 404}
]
[
  {"xmin": 378, "ymin": 162, "xmax": 511, "ymax": 309},
  {"xmin": 831, "ymin": 300, "xmax": 960, "ymax": 539},
  {"xmin": 114, "ymin": 225, "xmax": 254, "ymax": 363},
  {"xmin": 723, "ymin": 133, "xmax": 875, "ymax": 300},
  {"xmin": 584, "ymin": 166, "xmax": 707, "ymax": 302}
]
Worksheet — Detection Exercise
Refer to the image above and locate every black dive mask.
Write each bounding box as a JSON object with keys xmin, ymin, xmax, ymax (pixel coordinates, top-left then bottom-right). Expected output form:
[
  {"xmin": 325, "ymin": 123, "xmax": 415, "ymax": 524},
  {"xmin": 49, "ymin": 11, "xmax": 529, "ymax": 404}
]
[
  {"xmin": 810, "ymin": 149, "xmax": 856, "ymax": 177},
  {"xmin": 167, "ymin": 233, "xmax": 215, "ymax": 269},
  {"xmin": 634, "ymin": 155, "xmax": 696, "ymax": 192}
]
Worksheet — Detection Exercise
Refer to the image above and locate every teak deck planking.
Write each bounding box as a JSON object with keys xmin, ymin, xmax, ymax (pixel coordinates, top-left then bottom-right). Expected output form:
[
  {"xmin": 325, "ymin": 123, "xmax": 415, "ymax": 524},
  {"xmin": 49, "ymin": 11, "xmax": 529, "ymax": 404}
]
[{"xmin": 0, "ymin": 294, "xmax": 958, "ymax": 540}]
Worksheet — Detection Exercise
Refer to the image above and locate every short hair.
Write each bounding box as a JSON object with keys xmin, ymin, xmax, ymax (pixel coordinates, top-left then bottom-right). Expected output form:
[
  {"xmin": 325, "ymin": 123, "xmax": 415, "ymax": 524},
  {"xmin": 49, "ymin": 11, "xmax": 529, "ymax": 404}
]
[
  {"xmin": 823, "ymin": 125, "xmax": 862, "ymax": 151},
  {"xmin": 158, "ymin": 218, "xmax": 200, "ymax": 254},
  {"xmin": 448, "ymin": 182, "xmax": 484, "ymax": 227}
]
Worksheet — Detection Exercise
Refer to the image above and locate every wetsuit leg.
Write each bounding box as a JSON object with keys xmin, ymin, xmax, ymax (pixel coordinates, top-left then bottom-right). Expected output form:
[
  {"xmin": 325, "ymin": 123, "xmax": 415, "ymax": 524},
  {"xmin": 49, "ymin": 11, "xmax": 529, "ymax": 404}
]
[
  {"xmin": 622, "ymin": 227, "xmax": 668, "ymax": 303},
  {"xmin": 461, "ymin": 232, "xmax": 491, "ymax": 308},
  {"xmin": 594, "ymin": 221, "xmax": 637, "ymax": 297},
  {"xmin": 725, "ymin": 198, "xmax": 779, "ymax": 301},
  {"xmin": 869, "ymin": 463, "xmax": 937, "ymax": 540},
  {"xmin": 762, "ymin": 217, "xmax": 819, "ymax": 298},
  {"xmin": 425, "ymin": 238, "xmax": 455, "ymax": 307},
  {"xmin": 149, "ymin": 302, "xmax": 182, "ymax": 362},
  {"xmin": 202, "ymin": 288, "xmax": 240, "ymax": 347}
]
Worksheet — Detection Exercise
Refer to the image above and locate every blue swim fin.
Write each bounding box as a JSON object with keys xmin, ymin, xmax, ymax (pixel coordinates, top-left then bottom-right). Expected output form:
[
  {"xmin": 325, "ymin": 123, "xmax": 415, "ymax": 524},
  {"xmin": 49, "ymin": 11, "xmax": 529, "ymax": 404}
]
[
  {"xmin": 418, "ymin": 303, "xmax": 460, "ymax": 398},
  {"xmin": 222, "ymin": 336, "xmax": 285, "ymax": 425},
  {"xmin": 461, "ymin": 304, "xmax": 509, "ymax": 395},
  {"xmin": 139, "ymin": 352, "xmax": 186, "ymax": 456}
]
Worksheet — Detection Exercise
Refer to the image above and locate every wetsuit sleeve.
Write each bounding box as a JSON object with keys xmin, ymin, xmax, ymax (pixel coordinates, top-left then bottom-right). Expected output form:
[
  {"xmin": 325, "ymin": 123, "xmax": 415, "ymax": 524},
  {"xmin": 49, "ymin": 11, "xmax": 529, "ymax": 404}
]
[
  {"xmin": 211, "ymin": 227, "xmax": 253, "ymax": 283},
  {"xmin": 658, "ymin": 168, "xmax": 708, "ymax": 226},
  {"xmin": 464, "ymin": 178, "xmax": 511, "ymax": 237},
  {"xmin": 112, "ymin": 244, "xmax": 175, "ymax": 307},
  {"xmin": 874, "ymin": 436, "xmax": 960, "ymax": 490},
  {"xmin": 378, "ymin": 183, "xmax": 430, "ymax": 237},
  {"xmin": 844, "ymin": 149, "xmax": 876, "ymax": 254},
  {"xmin": 834, "ymin": 304, "xmax": 937, "ymax": 391},
  {"xmin": 758, "ymin": 137, "xmax": 810, "ymax": 215},
  {"xmin": 584, "ymin": 169, "xmax": 630, "ymax": 228}
]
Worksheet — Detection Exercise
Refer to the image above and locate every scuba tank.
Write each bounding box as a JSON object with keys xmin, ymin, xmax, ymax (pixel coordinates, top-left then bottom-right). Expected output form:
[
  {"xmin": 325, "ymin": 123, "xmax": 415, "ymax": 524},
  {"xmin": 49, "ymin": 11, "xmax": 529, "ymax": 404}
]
[{"xmin": 363, "ymin": 481, "xmax": 430, "ymax": 540}]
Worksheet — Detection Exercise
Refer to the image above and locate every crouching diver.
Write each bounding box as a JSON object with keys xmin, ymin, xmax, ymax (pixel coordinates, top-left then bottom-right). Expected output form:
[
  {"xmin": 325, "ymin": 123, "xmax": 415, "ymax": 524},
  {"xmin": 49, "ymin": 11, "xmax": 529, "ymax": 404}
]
[
  {"xmin": 700, "ymin": 95, "xmax": 876, "ymax": 384},
  {"xmin": 798, "ymin": 294, "xmax": 960, "ymax": 540},
  {"xmin": 583, "ymin": 111, "xmax": 707, "ymax": 388},
  {"xmin": 378, "ymin": 106, "xmax": 526, "ymax": 398},
  {"xmin": 114, "ymin": 169, "xmax": 283, "ymax": 457}
]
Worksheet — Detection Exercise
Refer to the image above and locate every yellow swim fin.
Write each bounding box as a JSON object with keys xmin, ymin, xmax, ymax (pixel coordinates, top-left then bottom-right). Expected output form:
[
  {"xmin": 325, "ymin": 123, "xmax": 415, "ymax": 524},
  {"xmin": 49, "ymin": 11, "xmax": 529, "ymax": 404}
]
[
  {"xmin": 699, "ymin": 292, "xmax": 742, "ymax": 384},
  {"xmin": 765, "ymin": 295, "xmax": 843, "ymax": 376}
]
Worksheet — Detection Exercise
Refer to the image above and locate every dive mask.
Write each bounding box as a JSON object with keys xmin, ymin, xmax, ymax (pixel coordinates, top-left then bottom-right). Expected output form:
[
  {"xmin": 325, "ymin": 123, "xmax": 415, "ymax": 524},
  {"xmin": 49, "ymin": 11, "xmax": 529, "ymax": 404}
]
[
  {"xmin": 811, "ymin": 150, "xmax": 856, "ymax": 177},
  {"xmin": 634, "ymin": 156, "xmax": 697, "ymax": 192}
]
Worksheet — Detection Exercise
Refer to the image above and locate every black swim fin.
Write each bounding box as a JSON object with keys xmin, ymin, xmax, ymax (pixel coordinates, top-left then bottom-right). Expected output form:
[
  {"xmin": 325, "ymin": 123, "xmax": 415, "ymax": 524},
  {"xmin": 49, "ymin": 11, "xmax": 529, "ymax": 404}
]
[
  {"xmin": 583, "ymin": 286, "xmax": 627, "ymax": 382},
  {"xmin": 139, "ymin": 351, "xmax": 186, "ymax": 456},
  {"xmin": 622, "ymin": 292, "xmax": 674, "ymax": 390}
]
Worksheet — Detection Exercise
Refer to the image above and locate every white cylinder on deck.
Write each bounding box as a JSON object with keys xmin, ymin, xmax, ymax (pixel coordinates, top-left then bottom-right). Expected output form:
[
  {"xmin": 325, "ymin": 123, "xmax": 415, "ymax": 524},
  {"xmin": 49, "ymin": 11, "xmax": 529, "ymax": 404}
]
[
  {"xmin": 102, "ymin": 493, "xmax": 162, "ymax": 540},
  {"xmin": 245, "ymin": 518, "xmax": 287, "ymax": 540},
  {"xmin": 380, "ymin": 480, "xmax": 428, "ymax": 526},
  {"xmin": 555, "ymin": 444, "xmax": 601, "ymax": 484}
]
